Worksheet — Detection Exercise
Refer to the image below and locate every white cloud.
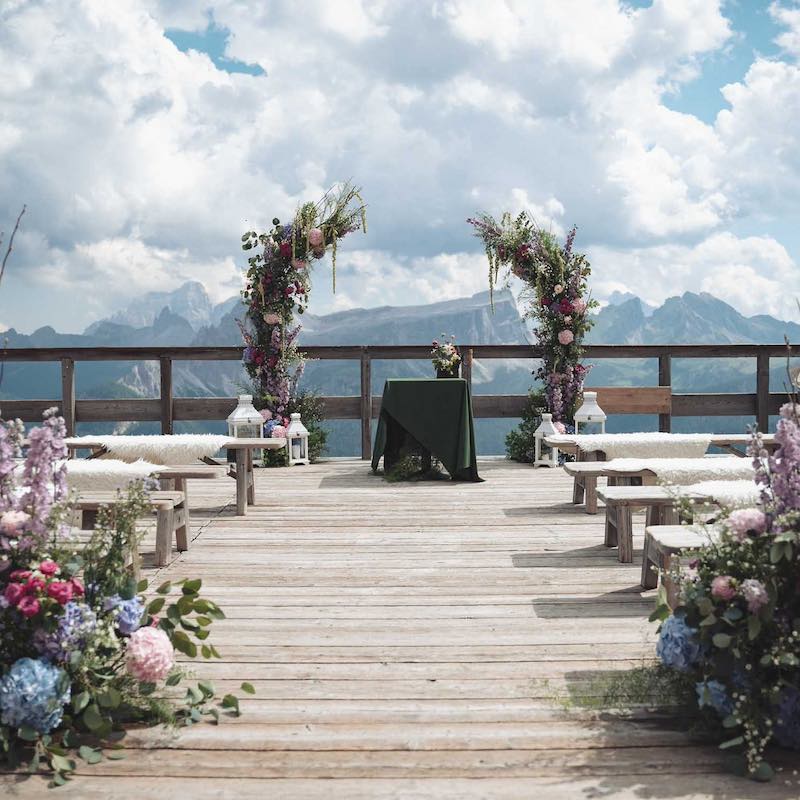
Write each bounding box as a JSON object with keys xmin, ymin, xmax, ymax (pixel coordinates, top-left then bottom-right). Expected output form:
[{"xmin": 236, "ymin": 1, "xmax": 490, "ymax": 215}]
[{"xmin": 771, "ymin": 1, "xmax": 800, "ymax": 58}]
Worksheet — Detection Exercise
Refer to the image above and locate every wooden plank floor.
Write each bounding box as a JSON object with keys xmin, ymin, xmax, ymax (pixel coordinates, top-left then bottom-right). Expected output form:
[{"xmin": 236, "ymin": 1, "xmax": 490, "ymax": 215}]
[{"xmin": 4, "ymin": 460, "xmax": 798, "ymax": 799}]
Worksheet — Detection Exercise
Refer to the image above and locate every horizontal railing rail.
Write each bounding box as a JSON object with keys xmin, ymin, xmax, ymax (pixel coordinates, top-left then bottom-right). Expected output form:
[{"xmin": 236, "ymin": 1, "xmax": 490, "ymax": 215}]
[{"xmin": 1, "ymin": 343, "xmax": 795, "ymax": 458}]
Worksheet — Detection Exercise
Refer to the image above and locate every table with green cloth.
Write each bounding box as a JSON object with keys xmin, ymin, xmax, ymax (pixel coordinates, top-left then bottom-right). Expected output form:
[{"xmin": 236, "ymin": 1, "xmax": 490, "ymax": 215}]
[{"xmin": 371, "ymin": 378, "xmax": 482, "ymax": 482}]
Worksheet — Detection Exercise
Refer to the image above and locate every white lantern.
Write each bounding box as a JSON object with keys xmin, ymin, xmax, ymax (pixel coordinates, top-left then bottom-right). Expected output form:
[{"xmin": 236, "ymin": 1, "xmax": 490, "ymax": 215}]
[
  {"xmin": 227, "ymin": 395, "xmax": 264, "ymax": 440},
  {"xmin": 574, "ymin": 391, "xmax": 607, "ymax": 434},
  {"xmin": 286, "ymin": 412, "xmax": 310, "ymax": 466},
  {"xmin": 791, "ymin": 366, "xmax": 800, "ymax": 389},
  {"xmin": 534, "ymin": 413, "xmax": 560, "ymax": 468}
]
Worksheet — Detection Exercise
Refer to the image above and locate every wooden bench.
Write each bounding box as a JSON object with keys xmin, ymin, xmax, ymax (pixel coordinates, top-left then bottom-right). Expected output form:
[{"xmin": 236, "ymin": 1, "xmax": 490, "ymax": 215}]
[
  {"xmin": 74, "ymin": 490, "xmax": 186, "ymax": 568},
  {"xmin": 595, "ymin": 485, "xmax": 704, "ymax": 563},
  {"xmin": 642, "ymin": 524, "xmax": 713, "ymax": 605}
]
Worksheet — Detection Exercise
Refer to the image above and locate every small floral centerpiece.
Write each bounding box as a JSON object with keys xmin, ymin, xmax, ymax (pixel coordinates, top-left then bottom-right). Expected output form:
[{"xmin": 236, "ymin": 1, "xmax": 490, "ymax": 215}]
[
  {"xmin": 0, "ymin": 411, "xmax": 249, "ymax": 787},
  {"xmin": 430, "ymin": 335, "xmax": 461, "ymax": 378},
  {"xmin": 651, "ymin": 393, "xmax": 800, "ymax": 780}
]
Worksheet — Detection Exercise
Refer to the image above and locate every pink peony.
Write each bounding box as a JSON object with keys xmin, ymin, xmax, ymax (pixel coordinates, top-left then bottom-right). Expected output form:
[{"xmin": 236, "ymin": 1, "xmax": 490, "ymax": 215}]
[
  {"xmin": 46, "ymin": 581, "xmax": 73, "ymax": 605},
  {"xmin": 126, "ymin": 626, "xmax": 175, "ymax": 683},
  {"xmin": 558, "ymin": 330, "xmax": 574, "ymax": 346},
  {"xmin": 263, "ymin": 312, "xmax": 281, "ymax": 326},
  {"xmin": 18, "ymin": 596, "xmax": 41, "ymax": 618},
  {"xmin": 70, "ymin": 578, "xmax": 85, "ymax": 596},
  {"xmin": 741, "ymin": 579, "xmax": 769, "ymax": 613},
  {"xmin": 711, "ymin": 575, "xmax": 737, "ymax": 601},
  {"xmin": 308, "ymin": 227, "xmax": 324, "ymax": 246},
  {"xmin": 25, "ymin": 577, "xmax": 46, "ymax": 595},
  {"xmin": 38, "ymin": 560, "xmax": 59, "ymax": 577},
  {"xmin": 727, "ymin": 508, "xmax": 768, "ymax": 542},
  {"xmin": 0, "ymin": 510, "xmax": 30, "ymax": 534},
  {"xmin": 9, "ymin": 570, "xmax": 31, "ymax": 581},
  {"xmin": 573, "ymin": 298, "xmax": 588, "ymax": 314},
  {"xmin": 271, "ymin": 425, "xmax": 287, "ymax": 439},
  {"xmin": 4, "ymin": 583, "xmax": 24, "ymax": 605}
]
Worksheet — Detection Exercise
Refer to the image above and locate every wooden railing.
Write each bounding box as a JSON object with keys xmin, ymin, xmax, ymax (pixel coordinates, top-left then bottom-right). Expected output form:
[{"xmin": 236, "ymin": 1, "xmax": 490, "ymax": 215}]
[{"xmin": 1, "ymin": 343, "xmax": 794, "ymax": 458}]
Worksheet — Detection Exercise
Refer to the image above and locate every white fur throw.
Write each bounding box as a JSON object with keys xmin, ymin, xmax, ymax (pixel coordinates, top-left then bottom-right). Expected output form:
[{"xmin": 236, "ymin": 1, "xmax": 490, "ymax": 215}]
[
  {"xmin": 64, "ymin": 459, "xmax": 163, "ymax": 491},
  {"xmin": 686, "ymin": 480, "xmax": 761, "ymax": 509},
  {"xmin": 604, "ymin": 457, "xmax": 754, "ymax": 484},
  {"xmin": 553, "ymin": 432, "xmax": 712, "ymax": 459},
  {"xmin": 70, "ymin": 434, "xmax": 230, "ymax": 465}
]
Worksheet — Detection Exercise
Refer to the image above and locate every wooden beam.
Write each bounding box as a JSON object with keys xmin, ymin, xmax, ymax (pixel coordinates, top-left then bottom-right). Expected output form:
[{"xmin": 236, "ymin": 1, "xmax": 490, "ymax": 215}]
[
  {"xmin": 462, "ymin": 348, "xmax": 473, "ymax": 389},
  {"xmin": 756, "ymin": 352, "xmax": 770, "ymax": 433},
  {"xmin": 360, "ymin": 350, "xmax": 372, "ymax": 460},
  {"xmin": 658, "ymin": 354, "xmax": 671, "ymax": 433},
  {"xmin": 160, "ymin": 356, "xmax": 173, "ymax": 434},
  {"xmin": 587, "ymin": 387, "xmax": 671, "ymax": 415},
  {"xmin": 671, "ymin": 393, "xmax": 757, "ymax": 416},
  {"xmin": 60, "ymin": 357, "xmax": 75, "ymax": 436}
]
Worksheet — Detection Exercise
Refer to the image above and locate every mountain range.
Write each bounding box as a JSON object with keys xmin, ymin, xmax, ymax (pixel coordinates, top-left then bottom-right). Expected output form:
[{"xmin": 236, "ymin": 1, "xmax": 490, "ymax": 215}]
[{"xmin": 2, "ymin": 283, "xmax": 798, "ymax": 454}]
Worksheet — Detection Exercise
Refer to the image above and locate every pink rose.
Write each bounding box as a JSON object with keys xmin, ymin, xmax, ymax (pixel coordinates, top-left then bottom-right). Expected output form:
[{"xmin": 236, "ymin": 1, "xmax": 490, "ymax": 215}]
[
  {"xmin": 727, "ymin": 508, "xmax": 768, "ymax": 542},
  {"xmin": 308, "ymin": 227, "xmax": 324, "ymax": 246},
  {"xmin": 70, "ymin": 578, "xmax": 85, "ymax": 596},
  {"xmin": 271, "ymin": 425, "xmax": 287, "ymax": 439},
  {"xmin": 553, "ymin": 284, "xmax": 564, "ymax": 294},
  {"xmin": 263, "ymin": 312, "xmax": 281, "ymax": 326},
  {"xmin": 25, "ymin": 577, "xmax": 46, "ymax": 595},
  {"xmin": 39, "ymin": 560, "xmax": 59, "ymax": 577},
  {"xmin": 558, "ymin": 330, "xmax": 574, "ymax": 346},
  {"xmin": 0, "ymin": 510, "xmax": 29, "ymax": 534},
  {"xmin": 563, "ymin": 316, "xmax": 572, "ymax": 324},
  {"xmin": 711, "ymin": 576, "xmax": 737, "ymax": 601},
  {"xmin": 9, "ymin": 570, "xmax": 31, "ymax": 582},
  {"xmin": 126, "ymin": 626, "xmax": 175, "ymax": 683},
  {"xmin": 18, "ymin": 596, "xmax": 41, "ymax": 618},
  {"xmin": 4, "ymin": 582, "xmax": 24, "ymax": 605},
  {"xmin": 46, "ymin": 581, "xmax": 73, "ymax": 605}
]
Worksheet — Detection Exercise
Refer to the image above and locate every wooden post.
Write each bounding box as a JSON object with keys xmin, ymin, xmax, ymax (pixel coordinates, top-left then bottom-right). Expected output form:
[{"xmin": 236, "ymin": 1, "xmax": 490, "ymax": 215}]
[
  {"xmin": 360, "ymin": 349, "xmax": 372, "ymax": 460},
  {"xmin": 462, "ymin": 347, "xmax": 473, "ymax": 387},
  {"xmin": 756, "ymin": 352, "xmax": 770, "ymax": 433},
  {"xmin": 160, "ymin": 356, "xmax": 173, "ymax": 434},
  {"xmin": 658, "ymin": 354, "xmax": 671, "ymax": 433},
  {"xmin": 60, "ymin": 357, "xmax": 75, "ymax": 437}
]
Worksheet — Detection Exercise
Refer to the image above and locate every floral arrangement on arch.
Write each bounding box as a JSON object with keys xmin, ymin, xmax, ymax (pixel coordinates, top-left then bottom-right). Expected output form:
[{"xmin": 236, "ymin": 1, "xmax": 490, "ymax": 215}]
[
  {"xmin": 652, "ymin": 391, "xmax": 800, "ymax": 780},
  {"xmin": 240, "ymin": 183, "xmax": 367, "ymax": 420},
  {"xmin": 430, "ymin": 335, "xmax": 461, "ymax": 377},
  {"xmin": 467, "ymin": 211, "xmax": 595, "ymax": 422},
  {"xmin": 0, "ymin": 411, "xmax": 250, "ymax": 787}
]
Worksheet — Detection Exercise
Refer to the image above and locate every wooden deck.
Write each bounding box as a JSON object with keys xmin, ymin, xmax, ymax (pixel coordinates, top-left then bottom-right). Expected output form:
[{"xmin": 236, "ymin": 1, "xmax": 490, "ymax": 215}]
[{"xmin": 4, "ymin": 460, "xmax": 797, "ymax": 798}]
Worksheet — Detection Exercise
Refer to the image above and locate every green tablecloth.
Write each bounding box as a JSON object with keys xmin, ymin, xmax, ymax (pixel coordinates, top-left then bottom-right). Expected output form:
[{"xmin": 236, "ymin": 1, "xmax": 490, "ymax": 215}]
[{"xmin": 371, "ymin": 378, "xmax": 482, "ymax": 482}]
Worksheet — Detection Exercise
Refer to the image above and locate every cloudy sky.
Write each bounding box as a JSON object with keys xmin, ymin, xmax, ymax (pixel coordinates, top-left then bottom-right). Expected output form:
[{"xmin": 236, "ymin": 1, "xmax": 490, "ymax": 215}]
[{"xmin": 1, "ymin": 0, "xmax": 800, "ymax": 333}]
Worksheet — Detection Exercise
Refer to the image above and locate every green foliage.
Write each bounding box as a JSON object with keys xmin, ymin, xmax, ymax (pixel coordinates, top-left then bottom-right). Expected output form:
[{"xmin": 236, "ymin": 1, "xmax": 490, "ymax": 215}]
[
  {"xmin": 260, "ymin": 391, "xmax": 328, "ymax": 467},
  {"xmin": 504, "ymin": 388, "xmax": 547, "ymax": 463}
]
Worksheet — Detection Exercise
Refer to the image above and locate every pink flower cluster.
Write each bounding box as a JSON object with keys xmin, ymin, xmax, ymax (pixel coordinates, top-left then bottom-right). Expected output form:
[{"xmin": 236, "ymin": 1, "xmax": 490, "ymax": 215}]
[
  {"xmin": 727, "ymin": 508, "xmax": 768, "ymax": 542},
  {"xmin": 711, "ymin": 575, "xmax": 737, "ymax": 601},
  {"xmin": 3, "ymin": 561, "xmax": 84, "ymax": 618},
  {"xmin": 125, "ymin": 626, "xmax": 175, "ymax": 683}
]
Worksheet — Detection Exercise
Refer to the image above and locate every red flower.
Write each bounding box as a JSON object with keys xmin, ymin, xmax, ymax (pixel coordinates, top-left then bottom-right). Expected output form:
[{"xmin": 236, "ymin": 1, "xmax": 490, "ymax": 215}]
[
  {"xmin": 24, "ymin": 577, "xmax": 46, "ymax": 595},
  {"xmin": 285, "ymin": 286, "xmax": 295, "ymax": 296},
  {"xmin": 252, "ymin": 351, "xmax": 265, "ymax": 366},
  {"xmin": 559, "ymin": 299, "xmax": 574, "ymax": 314},
  {"xmin": 9, "ymin": 570, "xmax": 31, "ymax": 582},
  {"xmin": 279, "ymin": 242, "xmax": 292, "ymax": 258},
  {"xmin": 46, "ymin": 581, "xmax": 73, "ymax": 606},
  {"xmin": 17, "ymin": 596, "xmax": 41, "ymax": 618},
  {"xmin": 39, "ymin": 560, "xmax": 59, "ymax": 576},
  {"xmin": 540, "ymin": 297, "xmax": 551, "ymax": 307},
  {"xmin": 70, "ymin": 577, "xmax": 85, "ymax": 596},
  {"xmin": 4, "ymin": 582, "xmax": 24, "ymax": 605}
]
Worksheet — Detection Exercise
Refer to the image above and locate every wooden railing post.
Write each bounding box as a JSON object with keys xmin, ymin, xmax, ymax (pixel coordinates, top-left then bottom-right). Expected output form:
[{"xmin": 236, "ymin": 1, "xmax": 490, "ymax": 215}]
[
  {"xmin": 658, "ymin": 354, "xmax": 671, "ymax": 433},
  {"xmin": 462, "ymin": 347, "xmax": 473, "ymax": 389},
  {"xmin": 360, "ymin": 349, "xmax": 372, "ymax": 459},
  {"xmin": 756, "ymin": 353, "xmax": 770, "ymax": 433},
  {"xmin": 160, "ymin": 356, "xmax": 173, "ymax": 434},
  {"xmin": 60, "ymin": 357, "xmax": 75, "ymax": 437}
]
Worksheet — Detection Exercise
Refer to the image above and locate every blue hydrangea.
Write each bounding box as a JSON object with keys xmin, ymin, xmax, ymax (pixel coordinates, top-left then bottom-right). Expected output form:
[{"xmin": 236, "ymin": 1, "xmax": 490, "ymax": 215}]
[
  {"xmin": 104, "ymin": 595, "xmax": 145, "ymax": 635},
  {"xmin": 696, "ymin": 679, "xmax": 734, "ymax": 716},
  {"xmin": 656, "ymin": 615, "xmax": 701, "ymax": 671},
  {"xmin": 33, "ymin": 601, "xmax": 97, "ymax": 662},
  {"xmin": 774, "ymin": 687, "xmax": 800, "ymax": 750},
  {"xmin": 0, "ymin": 657, "xmax": 71, "ymax": 733}
]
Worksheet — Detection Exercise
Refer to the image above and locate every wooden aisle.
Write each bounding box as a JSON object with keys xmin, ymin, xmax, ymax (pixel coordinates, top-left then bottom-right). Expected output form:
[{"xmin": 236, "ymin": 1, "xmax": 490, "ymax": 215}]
[{"xmin": 3, "ymin": 461, "xmax": 797, "ymax": 799}]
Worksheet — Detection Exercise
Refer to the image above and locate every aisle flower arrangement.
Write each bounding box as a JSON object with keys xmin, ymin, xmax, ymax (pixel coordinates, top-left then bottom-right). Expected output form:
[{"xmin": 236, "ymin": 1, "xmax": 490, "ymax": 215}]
[
  {"xmin": 651, "ymin": 394, "xmax": 800, "ymax": 780},
  {"xmin": 467, "ymin": 211, "xmax": 595, "ymax": 423},
  {"xmin": 240, "ymin": 183, "xmax": 366, "ymax": 421},
  {"xmin": 430, "ymin": 335, "xmax": 461, "ymax": 377},
  {"xmin": 0, "ymin": 411, "xmax": 249, "ymax": 787}
]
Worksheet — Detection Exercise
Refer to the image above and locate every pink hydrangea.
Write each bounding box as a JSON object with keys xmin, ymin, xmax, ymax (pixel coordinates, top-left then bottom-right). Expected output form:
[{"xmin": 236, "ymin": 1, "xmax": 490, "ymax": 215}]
[
  {"xmin": 727, "ymin": 508, "xmax": 767, "ymax": 542},
  {"xmin": 573, "ymin": 299, "xmax": 588, "ymax": 314},
  {"xmin": 271, "ymin": 425, "xmax": 287, "ymax": 439},
  {"xmin": 711, "ymin": 575, "xmax": 737, "ymax": 601},
  {"xmin": 558, "ymin": 330, "xmax": 574, "ymax": 346},
  {"xmin": 308, "ymin": 228, "xmax": 324, "ymax": 246},
  {"xmin": 0, "ymin": 510, "xmax": 29, "ymax": 534},
  {"xmin": 741, "ymin": 579, "xmax": 769, "ymax": 613},
  {"xmin": 126, "ymin": 626, "xmax": 175, "ymax": 683}
]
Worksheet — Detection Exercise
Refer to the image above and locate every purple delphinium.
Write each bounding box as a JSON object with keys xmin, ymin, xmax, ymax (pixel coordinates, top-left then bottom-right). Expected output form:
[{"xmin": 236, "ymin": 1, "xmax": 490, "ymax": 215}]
[{"xmin": 774, "ymin": 686, "xmax": 800, "ymax": 750}]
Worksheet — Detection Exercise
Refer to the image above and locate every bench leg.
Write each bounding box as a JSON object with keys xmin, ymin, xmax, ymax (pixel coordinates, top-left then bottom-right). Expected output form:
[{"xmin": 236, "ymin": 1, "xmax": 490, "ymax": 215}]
[
  {"xmin": 572, "ymin": 475, "xmax": 585, "ymax": 505},
  {"xmin": 617, "ymin": 508, "xmax": 634, "ymax": 563},
  {"xmin": 235, "ymin": 449, "xmax": 248, "ymax": 515},
  {"xmin": 584, "ymin": 476, "xmax": 598, "ymax": 515},
  {"xmin": 175, "ymin": 478, "xmax": 189, "ymax": 552},
  {"xmin": 155, "ymin": 507, "xmax": 175, "ymax": 567},
  {"xmin": 641, "ymin": 532, "xmax": 659, "ymax": 589},
  {"xmin": 246, "ymin": 448, "xmax": 256, "ymax": 505},
  {"xmin": 604, "ymin": 505, "xmax": 618, "ymax": 547}
]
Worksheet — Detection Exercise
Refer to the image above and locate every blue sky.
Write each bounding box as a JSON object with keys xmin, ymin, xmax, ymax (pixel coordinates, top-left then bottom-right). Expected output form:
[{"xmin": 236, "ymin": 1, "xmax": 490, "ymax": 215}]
[{"xmin": 1, "ymin": 0, "xmax": 800, "ymax": 332}]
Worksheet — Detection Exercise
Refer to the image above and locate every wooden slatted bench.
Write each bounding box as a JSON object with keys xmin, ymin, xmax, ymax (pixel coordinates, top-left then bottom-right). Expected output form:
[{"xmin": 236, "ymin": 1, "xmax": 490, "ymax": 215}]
[
  {"xmin": 75, "ymin": 490, "xmax": 186, "ymax": 568},
  {"xmin": 642, "ymin": 524, "xmax": 714, "ymax": 605},
  {"xmin": 596, "ymin": 485, "xmax": 704, "ymax": 563},
  {"xmin": 562, "ymin": 461, "xmax": 641, "ymax": 514}
]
